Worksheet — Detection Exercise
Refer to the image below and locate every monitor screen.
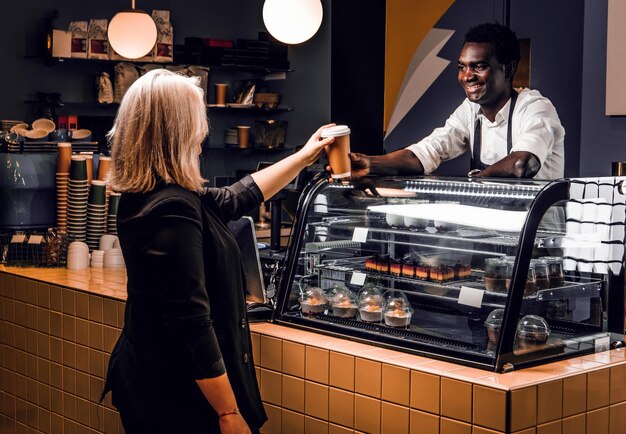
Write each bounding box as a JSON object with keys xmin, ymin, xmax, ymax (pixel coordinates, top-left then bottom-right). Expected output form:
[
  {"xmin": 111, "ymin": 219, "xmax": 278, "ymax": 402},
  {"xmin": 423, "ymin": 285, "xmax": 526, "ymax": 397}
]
[{"xmin": 227, "ymin": 216, "xmax": 267, "ymax": 305}]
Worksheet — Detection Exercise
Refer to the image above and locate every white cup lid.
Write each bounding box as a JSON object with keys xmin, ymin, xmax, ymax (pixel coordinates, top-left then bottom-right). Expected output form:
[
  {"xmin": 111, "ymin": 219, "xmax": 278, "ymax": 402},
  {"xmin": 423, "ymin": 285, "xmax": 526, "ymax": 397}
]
[{"xmin": 321, "ymin": 125, "xmax": 351, "ymax": 138}]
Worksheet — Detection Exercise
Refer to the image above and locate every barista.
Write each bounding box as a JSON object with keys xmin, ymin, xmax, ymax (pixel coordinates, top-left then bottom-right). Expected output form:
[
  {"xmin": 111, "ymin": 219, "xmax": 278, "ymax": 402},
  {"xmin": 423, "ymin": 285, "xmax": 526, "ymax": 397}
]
[{"xmin": 342, "ymin": 22, "xmax": 565, "ymax": 180}]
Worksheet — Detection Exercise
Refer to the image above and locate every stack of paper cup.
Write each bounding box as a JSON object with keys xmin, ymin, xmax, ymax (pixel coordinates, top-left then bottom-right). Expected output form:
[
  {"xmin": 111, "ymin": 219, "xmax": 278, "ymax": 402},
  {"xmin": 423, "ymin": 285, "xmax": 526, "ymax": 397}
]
[
  {"xmin": 107, "ymin": 192, "xmax": 121, "ymax": 235},
  {"xmin": 86, "ymin": 180, "xmax": 107, "ymax": 251},
  {"xmin": 67, "ymin": 156, "xmax": 89, "ymax": 242},
  {"xmin": 56, "ymin": 143, "xmax": 72, "ymax": 229},
  {"xmin": 90, "ymin": 250, "xmax": 105, "ymax": 268}
]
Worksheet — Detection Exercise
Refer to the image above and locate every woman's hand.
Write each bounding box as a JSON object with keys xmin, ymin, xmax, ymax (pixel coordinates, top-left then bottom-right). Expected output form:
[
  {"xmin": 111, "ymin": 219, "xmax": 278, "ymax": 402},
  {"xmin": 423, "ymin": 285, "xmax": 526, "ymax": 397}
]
[
  {"xmin": 297, "ymin": 123, "xmax": 336, "ymax": 167},
  {"xmin": 219, "ymin": 413, "xmax": 251, "ymax": 434}
]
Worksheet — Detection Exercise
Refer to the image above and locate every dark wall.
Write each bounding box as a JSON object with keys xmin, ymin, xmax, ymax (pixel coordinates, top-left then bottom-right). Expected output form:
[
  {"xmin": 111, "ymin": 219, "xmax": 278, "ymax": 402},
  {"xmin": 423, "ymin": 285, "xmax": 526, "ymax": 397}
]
[
  {"xmin": 510, "ymin": 0, "xmax": 584, "ymax": 178},
  {"xmin": 579, "ymin": 0, "xmax": 626, "ymax": 176},
  {"xmin": 0, "ymin": 0, "xmax": 332, "ymax": 184}
]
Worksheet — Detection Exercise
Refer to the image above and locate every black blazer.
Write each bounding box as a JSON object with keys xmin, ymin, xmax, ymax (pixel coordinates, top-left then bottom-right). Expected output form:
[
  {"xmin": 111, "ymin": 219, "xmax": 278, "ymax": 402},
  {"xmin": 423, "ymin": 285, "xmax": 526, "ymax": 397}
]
[{"xmin": 103, "ymin": 176, "xmax": 267, "ymax": 433}]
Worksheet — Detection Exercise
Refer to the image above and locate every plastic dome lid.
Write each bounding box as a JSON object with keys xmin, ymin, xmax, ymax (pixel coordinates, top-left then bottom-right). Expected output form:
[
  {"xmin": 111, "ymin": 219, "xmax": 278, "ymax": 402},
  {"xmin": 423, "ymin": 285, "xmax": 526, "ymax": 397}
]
[
  {"xmin": 300, "ymin": 286, "xmax": 327, "ymax": 303},
  {"xmin": 358, "ymin": 284, "xmax": 384, "ymax": 309},
  {"xmin": 516, "ymin": 315, "xmax": 551, "ymax": 336},
  {"xmin": 320, "ymin": 125, "xmax": 350, "ymax": 138},
  {"xmin": 484, "ymin": 308, "xmax": 505, "ymax": 327},
  {"xmin": 383, "ymin": 291, "xmax": 413, "ymax": 314},
  {"xmin": 330, "ymin": 287, "xmax": 358, "ymax": 306}
]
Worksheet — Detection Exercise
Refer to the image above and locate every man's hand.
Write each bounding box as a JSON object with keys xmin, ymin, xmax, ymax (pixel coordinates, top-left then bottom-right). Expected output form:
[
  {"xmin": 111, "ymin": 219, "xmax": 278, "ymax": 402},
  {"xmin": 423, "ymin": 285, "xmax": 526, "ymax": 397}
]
[{"xmin": 348, "ymin": 153, "xmax": 371, "ymax": 179}]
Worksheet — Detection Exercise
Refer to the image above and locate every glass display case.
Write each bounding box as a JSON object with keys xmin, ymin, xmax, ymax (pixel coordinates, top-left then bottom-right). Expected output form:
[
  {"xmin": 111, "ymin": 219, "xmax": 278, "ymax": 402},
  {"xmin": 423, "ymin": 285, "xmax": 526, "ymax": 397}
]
[{"xmin": 274, "ymin": 175, "xmax": 626, "ymax": 372}]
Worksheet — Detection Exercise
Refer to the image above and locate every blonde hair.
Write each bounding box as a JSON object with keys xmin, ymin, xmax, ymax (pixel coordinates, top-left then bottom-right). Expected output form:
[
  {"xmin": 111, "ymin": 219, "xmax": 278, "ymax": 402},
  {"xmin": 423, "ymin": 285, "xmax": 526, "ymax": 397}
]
[{"xmin": 107, "ymin": 69, "xmax": 208, "ymax": 193}]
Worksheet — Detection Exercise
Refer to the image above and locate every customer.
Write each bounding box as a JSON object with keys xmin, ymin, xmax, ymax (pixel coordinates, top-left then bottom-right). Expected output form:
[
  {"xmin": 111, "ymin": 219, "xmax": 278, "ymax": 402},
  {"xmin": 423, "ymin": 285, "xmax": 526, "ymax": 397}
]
[
  {"xmin": 101, "ymin": 69, "xmax": 335, "ymax": 434},
  {"xmin": 343, "ymin": 22, "xmax": 565, "ymax": 180}
]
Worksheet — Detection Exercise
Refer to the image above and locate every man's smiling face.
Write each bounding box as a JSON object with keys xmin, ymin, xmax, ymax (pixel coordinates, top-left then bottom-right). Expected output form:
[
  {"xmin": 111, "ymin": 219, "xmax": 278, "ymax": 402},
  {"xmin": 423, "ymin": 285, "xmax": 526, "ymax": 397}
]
[{"xmin": 457, "ymin": 42, "xmax": 510, "ymax": 110}]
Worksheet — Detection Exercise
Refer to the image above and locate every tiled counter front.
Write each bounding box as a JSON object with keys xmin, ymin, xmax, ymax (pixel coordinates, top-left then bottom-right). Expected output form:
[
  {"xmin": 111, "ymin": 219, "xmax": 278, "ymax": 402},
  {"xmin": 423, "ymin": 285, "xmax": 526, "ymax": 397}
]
[
  {"xmin": 0, "ymin": 268, "xmax": 127, "ymax": 434},
  {"xmin": 2, "ymin": 267, "xmax": 626, "ymax": 434},
  {"xmin": 250, "ymin": 323, "xmax": 626, "ymax": 434}
]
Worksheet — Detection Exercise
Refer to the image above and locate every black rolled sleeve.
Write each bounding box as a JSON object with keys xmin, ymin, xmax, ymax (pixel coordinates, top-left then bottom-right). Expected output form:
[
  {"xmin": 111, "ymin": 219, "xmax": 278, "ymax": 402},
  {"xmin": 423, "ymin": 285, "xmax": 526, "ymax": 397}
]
[{"xmin": 202, "ymin": 175, "xmax": 264, "ymax": 222}]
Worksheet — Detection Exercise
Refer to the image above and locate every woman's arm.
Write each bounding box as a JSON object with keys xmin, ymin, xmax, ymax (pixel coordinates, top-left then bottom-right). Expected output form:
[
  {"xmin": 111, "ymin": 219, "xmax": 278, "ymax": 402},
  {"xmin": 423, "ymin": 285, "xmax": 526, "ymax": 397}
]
[
  {"xmin": 196, "ymin": 373, "xmax": 251, "ymax": 434},
  {"xmin": 251, "ymin": 124, "xmax": 336, "ymax": 200}
]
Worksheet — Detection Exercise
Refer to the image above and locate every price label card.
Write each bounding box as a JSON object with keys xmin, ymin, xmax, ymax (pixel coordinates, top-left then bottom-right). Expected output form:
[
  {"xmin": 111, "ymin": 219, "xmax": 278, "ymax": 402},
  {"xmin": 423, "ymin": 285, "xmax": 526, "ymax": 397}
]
[
  {"xmin": 594, "ymin": 336, "xmax": 610, "ymax": 352},
  {"xmin": 28, "ymin": 235, "xmax": 44, "ymax": 245},
  {"xmin": 458, "ymin": 286, "xmax": 484, "ymax": 308},
  {"xmin": 352, "ymin": 227, "xmax": 369, "ymax": 243},
  {"xmin": 11, "ymin": 234, "xmax": 26, "ymax": 243},
  {"xmin": 350, "ymin": 272, "xmax": 367, "ymax": 286}
]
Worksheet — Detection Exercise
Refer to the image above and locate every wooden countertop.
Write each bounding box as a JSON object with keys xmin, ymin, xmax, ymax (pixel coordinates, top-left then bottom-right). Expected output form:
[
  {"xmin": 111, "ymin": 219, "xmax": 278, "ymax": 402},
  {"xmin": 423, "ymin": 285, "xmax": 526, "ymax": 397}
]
[{"xmin": 2, "ymin": 265, "xmax": 625, "ymax": 391}]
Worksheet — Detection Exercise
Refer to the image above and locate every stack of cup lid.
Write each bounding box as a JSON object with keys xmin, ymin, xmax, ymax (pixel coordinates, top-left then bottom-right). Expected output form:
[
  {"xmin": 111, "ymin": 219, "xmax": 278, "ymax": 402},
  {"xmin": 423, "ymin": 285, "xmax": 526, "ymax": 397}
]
[
  {"xmin": 67, "ymin": 241, "xmax": 90, "ymax": 270},
  {"xmin": 107, "ymin": 192, "xmax": 121, "ymax": 235},
  {"xmin": 90, "ymin": 249, "xmax": 105, "ymax": 268},
  {"xmin": 56, "ymin": 143, "xmax": 72, "ymax": 230},
  {"xmin": 86, "ymin": 180, "xmax": 107, "ymax": 251},
  {"xmin": 67, "ymin": 156, "xmax": 89, "ymax": 242},
  {"xmin": 97, "ymin": 156, "xmax": 112, "ymax": 219},
  {"xmin": 103, "ymin": 248, "xmax": 125, "ymax": 268}
]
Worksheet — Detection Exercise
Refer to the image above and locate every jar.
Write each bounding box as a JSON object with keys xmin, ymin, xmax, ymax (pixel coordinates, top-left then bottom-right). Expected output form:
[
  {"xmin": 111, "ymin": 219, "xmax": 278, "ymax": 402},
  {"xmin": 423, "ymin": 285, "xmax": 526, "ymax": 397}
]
[
  {"xmin": 330, "ymin": 286, "xmax": 359, "ymax": 318},
  {"xmin": 300, "ymin": 287, "xmax": 327, "ymax": 316},
  {"xmin": 383, "ymin": 291, "xmax": 413, "ymax": 328},
  {"xmin": 540, "ymin": 257, "xmax": 565, "ymax": 288},
  {"xmin": 504, "ymin": 260, "xmax": 537, "ymax": 296},
  {"xmin": 532, "ymin": 259, "xmax": 550, "ymax": 291},
  {"xmin": 484, "ymin": 308, "xmax": 505, "ymax": 343},
  {"xmin": 484, "ymin": 258, "xmax": 508, "ymax": 293},
  {"xmin": 515, "ymin": 315, "xmax": 551, "ymax": 349}
]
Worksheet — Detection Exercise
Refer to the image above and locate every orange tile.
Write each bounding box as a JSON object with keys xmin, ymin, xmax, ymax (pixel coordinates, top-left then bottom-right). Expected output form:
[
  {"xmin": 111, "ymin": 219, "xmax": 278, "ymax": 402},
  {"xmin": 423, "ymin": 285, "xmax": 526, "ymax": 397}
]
[
  {"xmin": 251, "ymin": 332, "xmax": 260, "ymax": 359},
  {"xmin": 88, "ymin": 322, "xmax": 104, "ymax": 351},
  {"xmin": 354, "ymin": 394, "xmax": 380, "ymax": 434},
  {"xmin": 587, "ymin": 368, "xmax": 609, "ymax": 411},
  {"xmin": 88, "ymin": 294, "xmax": 104, "ymax": 323},
  {"xmin": 472, "ymin": 427, "xmax": 504, "ymax": 434},
  {"xmin": 329, "ymin": 387, "xmax": 354, "ymax": 428},
  {"xmin": 609, "ymin": 402, "xmax": 626, "ymax": 434},
  {"xmin": 75, "ymin": 291, "xmax": 89, "ymax": 319},
  {"xmin": 537, "ymin": 380, "xmax": 562, "ymax": 424},
  {"xmin": 62, "ymin": 288, "xmax": 75, "ymax": 315},
  {"xmin": 510, "ymin": 386, "xmax": 537, "ymax": 432},
  {"xmin": 440, "ymin": 417, "xmax": 471, "ymax": 434},
  {"xmin": 306, "ymin": 346, "xmax": 329, "ymax": 384},
  {"xmin": 305, "ymin": 381, "xmax": 329, "ymax": 420},
  {"xmin": 282, "ymin": 374, "xmax": 305, "ymax": 413},
  {"xmin": 563, "ymin": 374, "xmax": 586, "ymax": 417},
  {"xmin": 260, "ymin": 368, "xmax": 282, "ymax": 406},
  {"xmin": 330, "ymin": 352, "xmax": 355, "ymax": 391},
  {"xmin": 610, "ymin": 364, "xmax": 626, "ymax": 404},
  {"xmin": 586, "ymin": 407, "xmax": 608, "ymax": 434},
  {"xmin": 536, "ymin": 420, "xmax": 561, "ymax": 434},
  {"xmin": 382, "ymin": 364, "xmax": 410, "ymax": 406},
  {"xmin": 282, "ymin": 409, "xmax": 305, "ymax": 434},
  {"xmin": 283, "ymin": 340, "xmax": 305, "ymax": 378},
  {"xmin": 261, "ymin": 402, "xmax": 281, "ymax": 434},
  {"xmin": 329, "ymin": 423, "xmax": 353, "ymax": 434},
  {"xmin": 305, "ymin": 416, "xmax": 329, "ymax": 434},
  {"xmin": 473, "ymin": 385, "xmax": 506, "ymax": 432},
  {"xmin": 409, "ymin": 409, "xmax": 439, "ymax": 434},
  {"xmin": 511, "ymin": 429, "xmax": 535, "ymax": 434},
  {"xmin": 102, "ymin": 297, "xmax": 118, "ymax": 327},
  {"xmin": 440, "ymin": 378, "xmax": 472, "ymax": 423},
  {"xmin": 381, "ymin": 401, "xmax": 409, "ymax": 433},
  {"xmin": 260, "ymin": 335, "xmax": 282, "ymax": 371},
  {"xmin": 355, "ymin": 358, "xmax": 381, "ymax": 398},
  {"xmin": 562, "ymin": 413, "xmax": 585, "ymax": 434}
]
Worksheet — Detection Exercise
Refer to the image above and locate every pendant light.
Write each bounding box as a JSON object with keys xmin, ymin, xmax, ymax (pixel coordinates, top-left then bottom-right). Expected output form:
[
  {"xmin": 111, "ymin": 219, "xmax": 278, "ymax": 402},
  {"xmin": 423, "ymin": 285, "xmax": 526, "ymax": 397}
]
[
  {"xmin": 108, "ymin": 0, "xmax": 157, "ymax": 59},
  {"xmin": 262, "ymin": 0, "xmax": 323, "ymax": 45}
]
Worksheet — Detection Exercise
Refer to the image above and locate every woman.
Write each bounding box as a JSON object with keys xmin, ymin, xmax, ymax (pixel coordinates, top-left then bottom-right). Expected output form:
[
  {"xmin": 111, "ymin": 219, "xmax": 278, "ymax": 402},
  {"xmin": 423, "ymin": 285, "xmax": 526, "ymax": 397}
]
[{"xmin": 101, "ymin": 69, "xmax": 335, "ymax": 433}]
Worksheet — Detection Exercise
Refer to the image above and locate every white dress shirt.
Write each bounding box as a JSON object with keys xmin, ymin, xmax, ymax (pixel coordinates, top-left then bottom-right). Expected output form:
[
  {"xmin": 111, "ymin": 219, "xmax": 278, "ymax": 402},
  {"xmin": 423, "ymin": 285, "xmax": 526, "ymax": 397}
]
[{"xmin": 406, "ymin": 88, "xmax": 565, "ymax": 179}]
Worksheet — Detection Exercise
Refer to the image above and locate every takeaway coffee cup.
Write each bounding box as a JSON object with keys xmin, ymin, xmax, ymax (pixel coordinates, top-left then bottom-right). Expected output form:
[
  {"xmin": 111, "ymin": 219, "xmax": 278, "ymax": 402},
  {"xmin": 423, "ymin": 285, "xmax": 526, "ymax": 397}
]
[
  {"xmin": 321, "ymin": 125, "xmax": 351, "ymax": 179},
  {"xmin": 215, "ymin": 83, "xmax": 228, "ymax": 106}
]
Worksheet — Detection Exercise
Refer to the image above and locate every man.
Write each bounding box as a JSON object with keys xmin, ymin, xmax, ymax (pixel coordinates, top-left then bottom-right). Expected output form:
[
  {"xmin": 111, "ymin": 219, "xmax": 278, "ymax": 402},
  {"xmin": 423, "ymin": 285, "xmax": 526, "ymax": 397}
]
[{"xmin": 347, "ymin": 22, "xmax": 565, "ymax": 180}]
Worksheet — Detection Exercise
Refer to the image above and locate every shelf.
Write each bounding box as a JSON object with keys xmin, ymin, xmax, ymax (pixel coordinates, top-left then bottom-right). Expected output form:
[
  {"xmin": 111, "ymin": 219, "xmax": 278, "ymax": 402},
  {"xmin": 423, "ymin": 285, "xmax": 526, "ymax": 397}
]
[
  {"xmin": 206, "ymin": 146, "xmax": 291, "ymax": 153},
  {"xmin": 207, "ymin": 105, "xmax": 294, "ymax": 113}
]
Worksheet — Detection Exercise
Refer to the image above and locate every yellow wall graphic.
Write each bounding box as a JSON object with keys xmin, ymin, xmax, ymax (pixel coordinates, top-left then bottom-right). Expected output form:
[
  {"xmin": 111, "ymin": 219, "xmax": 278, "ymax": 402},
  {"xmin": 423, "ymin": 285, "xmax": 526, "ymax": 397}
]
[{"xmin": 385, "ymin": 0, "xmax": 455, "ymax": 136}]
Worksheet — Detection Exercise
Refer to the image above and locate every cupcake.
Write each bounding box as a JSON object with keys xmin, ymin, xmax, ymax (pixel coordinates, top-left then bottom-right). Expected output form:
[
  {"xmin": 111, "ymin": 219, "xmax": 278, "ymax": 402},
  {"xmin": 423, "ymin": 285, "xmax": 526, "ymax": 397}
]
[
  {"xmin": 330, "ymin": 286, "xmax": 358, "ymax": 318},
  {"xmin": 358, "ymin": 284, "xmax": 384, "ymax": 322},
  {"xmin": 300, "ymin": 287, "xmax": 327, "ymax": 316},
  {"xmin": 383, "ymin": 291, "xmax": 413, "ymax": 328}
]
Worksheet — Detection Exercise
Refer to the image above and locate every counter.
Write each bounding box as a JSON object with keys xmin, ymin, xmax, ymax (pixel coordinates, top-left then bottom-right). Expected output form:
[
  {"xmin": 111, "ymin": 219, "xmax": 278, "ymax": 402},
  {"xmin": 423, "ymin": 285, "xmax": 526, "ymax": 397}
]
[{"xmin": 1, "ymin": 266, "xmax": 625, "ymax": 434}]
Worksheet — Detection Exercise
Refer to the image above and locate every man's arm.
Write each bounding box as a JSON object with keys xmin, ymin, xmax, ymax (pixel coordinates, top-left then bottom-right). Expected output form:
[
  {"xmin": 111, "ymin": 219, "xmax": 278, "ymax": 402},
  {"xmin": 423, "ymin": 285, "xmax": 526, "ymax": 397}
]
[
  {"xmin": 349, "ymin": 149, "xmax": 425, "ymax": 178},
  {"xmin": 473, "ymin": 151, "xmax": 541, "ymax": 178}
]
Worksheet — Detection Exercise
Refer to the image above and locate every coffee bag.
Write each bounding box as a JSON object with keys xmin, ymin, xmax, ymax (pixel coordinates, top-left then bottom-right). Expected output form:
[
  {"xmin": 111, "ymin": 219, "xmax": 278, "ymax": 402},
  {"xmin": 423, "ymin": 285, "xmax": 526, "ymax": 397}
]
[
  {"xmin": 152, "ymin": 10, "xmax": 173, "ymax": 63},
  {"xmin": 88, "ymin": 19, "xmax": 109, "ymax": 60},
  {"xmin": 69, "ymin": 21, "xmax": 88, "ymax": 59}
]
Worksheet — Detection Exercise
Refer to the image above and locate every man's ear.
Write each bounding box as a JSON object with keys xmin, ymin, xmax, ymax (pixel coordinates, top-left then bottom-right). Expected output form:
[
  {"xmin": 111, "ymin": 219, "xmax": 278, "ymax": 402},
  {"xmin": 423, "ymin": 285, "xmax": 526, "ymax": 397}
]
[{"xmin": 504, "ymin": 61, "xmax": 518, "ymax": 79}]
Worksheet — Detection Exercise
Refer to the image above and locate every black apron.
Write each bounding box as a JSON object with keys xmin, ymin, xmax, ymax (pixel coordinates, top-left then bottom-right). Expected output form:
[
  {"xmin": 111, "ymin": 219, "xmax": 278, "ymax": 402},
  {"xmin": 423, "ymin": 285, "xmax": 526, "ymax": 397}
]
[{"xmin": 470, "ymin": 90, "xmax": 518, "ymax": 171}]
